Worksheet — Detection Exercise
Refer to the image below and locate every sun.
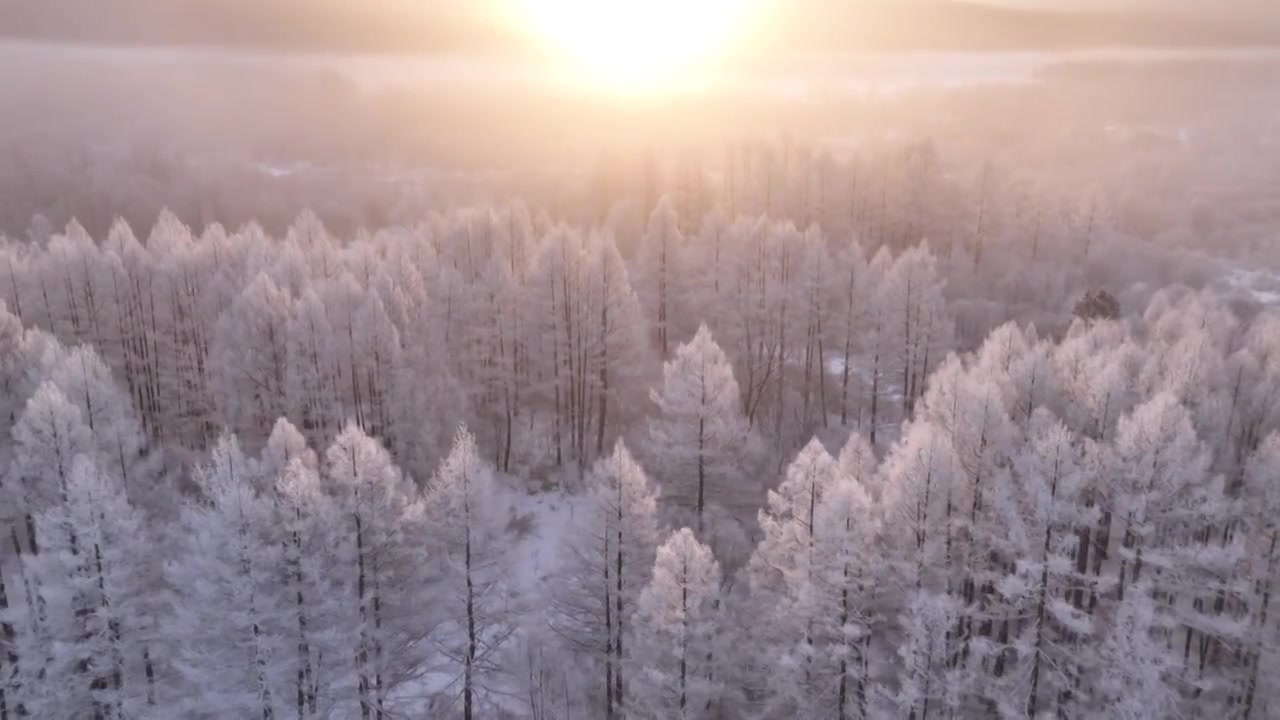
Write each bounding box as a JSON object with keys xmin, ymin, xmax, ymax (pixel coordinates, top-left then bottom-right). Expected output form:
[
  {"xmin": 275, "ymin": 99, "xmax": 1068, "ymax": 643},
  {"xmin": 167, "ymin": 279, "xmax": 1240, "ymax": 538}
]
[{"xmin": 510, "ymin": 0, "xmax": 759, "ymax": 92}]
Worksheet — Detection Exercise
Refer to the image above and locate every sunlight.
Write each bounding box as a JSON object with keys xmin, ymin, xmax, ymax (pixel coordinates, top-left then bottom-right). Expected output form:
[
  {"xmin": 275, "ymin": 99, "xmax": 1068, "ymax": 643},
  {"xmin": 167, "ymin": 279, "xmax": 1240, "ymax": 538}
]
[{"xmin": 510, "ymin": 0, "xmax": 760, "ymax": 92}]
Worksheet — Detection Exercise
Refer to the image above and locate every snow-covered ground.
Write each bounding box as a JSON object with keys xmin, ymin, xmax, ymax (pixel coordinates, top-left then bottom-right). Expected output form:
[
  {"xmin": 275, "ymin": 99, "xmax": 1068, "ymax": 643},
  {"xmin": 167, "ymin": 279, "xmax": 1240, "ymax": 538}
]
[
  {"xmin": 503, "ymin": 486, "xmax": 586, "ymax": 601},
  {"xmin": 1220, "ymin": 266, "xmax": 1280, "ymax": 306}
]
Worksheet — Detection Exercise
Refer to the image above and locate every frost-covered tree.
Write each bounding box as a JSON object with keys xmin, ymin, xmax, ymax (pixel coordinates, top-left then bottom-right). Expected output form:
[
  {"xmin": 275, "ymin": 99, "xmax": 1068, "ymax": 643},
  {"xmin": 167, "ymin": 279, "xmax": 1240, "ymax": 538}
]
[
  {"xmin": 272, "ymin": 455, "xmax": 349, "ymax": 718},
  {"xmin": 584, "ymin": 232, "xmax": 652, "ymax": 457},
  {"xmin": 424, "ymin": 426, "xmax": 514, "ymax": 720},
  {"xmin": 638, "ymin": 197, "xmax": 684, "ymax": 356},
  {"xmin": 749, "ymin": 438, "xmax": 845, "ymax": 597},
  {"xmin": 888, "ymin": 589, "xmax": 962, "ymax": 720},
  {"xmin": 990, "ymin": 411, "xmax": 1096, "ymax": 717},
  {"xmin": 285, "ymin": 289, "xmax": 339, "ymax": 449},
  {"xmin": 44, "ymin": 345, "xmax": 158, "ymax": 510},
  {"xmin": 551, "ymin": 440, "xmax": 660, "ymax": 716},
  {"xmin": 880, "ymin": 420, "xmax": 958, "ymax": 590},
  {"xmin": 0, "ymin": 300, "xmax": 24, "ymax": 433},
  {"xmin": 165, "ymin": 434, "xmax": 288, "ymax": 718},
  {"xmin": 211, "ymin": 273, "xmax": 293, "ymax": 446},
  {"xmin": 833, "ymin": 236, "xmax": 871, "ymax": 429},
  {"xmin": 755, "ymin": 457, "xmax": 881, "ymax": 719},
  {"xmin": 21, "ymin": 456, "xmax": 154, "ymax": 717},
  {"xmin": 1090, "ymin": 585, "xmax": 1177, "ymax": 719},
  {"xmin": 647, "ymin": 324, "xmax": 750, "ymax": 529},
  {"xmin": 324, "ymin": 423, "xmax": 432, "ymax": 718},
  {"xmin": 1240, "ymin": 434, "xmax": 1280, "ymax": 718},
  {"xmin": 744, "ymin": 438, "xmax": 846, "ymax": 714},
  {"xmin": 9, "ymin": 382, "xmax": 94, "ymax": 555},
  {"xmin": 631, "ymin": 528, "xmax": 723, "ymax": 720},
  {"xmin": 863, "ymin": 247, "xmax": 896, "ymax": 446},
  {"xmin": 880, "ymin": 244, "xmax": 952, "ymax": 416},
  {"xmin": 812, "ymin": 473, "xmax": 881, "ymax": 719},
  {"xmin": 837, "ymin": 430, "xmax": 880, "ymax": 501},
  {"xmin": 1110, "ymin": 393, "xmax": 1211, "ymax": 595},
  {"xmin": 259, "ymin": 417, "xmax": 318, "ymax": 482}
]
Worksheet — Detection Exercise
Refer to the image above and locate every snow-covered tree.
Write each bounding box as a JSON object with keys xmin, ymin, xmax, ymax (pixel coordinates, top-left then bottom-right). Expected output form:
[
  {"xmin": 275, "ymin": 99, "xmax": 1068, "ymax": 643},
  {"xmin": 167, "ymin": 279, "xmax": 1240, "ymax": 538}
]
[
  {"xmin": 1110, "ymin": 393, "xmax": 1212, "ymax": 594},
  {"xmin": 811, "ymin": 473, "xmax": 881, "ymax": 719},
  {"xmin": 44, "ymin": 345, "xmax": 157, "ymax": 510},
  {"xmin": 749, "ymin": 438, "xmax": 845, "ymax": 599},
  {"xmin": 423, "ymin": 426, "xmax": 514, "ymax": 719},
  {"xmin": 887, "ymin": 589, "xmax": 962, "ymax": 720},
  {"xmin": 990, "ymin": 411, "xmax": 1097, "ymax": 717},
  {"xmin": 324, "ymin": 423, "xmax": 432, "ymax": 718},
  {"xmin": 165, "ymin": 434, "xmax": 288, "ymax": 718},
  {"xmin": 647, "ymin": 324, "xmax": 750, "ymax": 529},
  {"xmin": 272, "ymin": 455, "xmax": 349, "ymax": 718},
  {"xmin": 9, "ymin": 382, "xmax": 95, "ymax": 555},
  {"xmin": 880, "ymin": 244, "xmax": 952, "ymax": 416},
  {"xmin": 551, "ymin": 440, "xmax": 660, "ymax": 716},
  {"xmin": 631, "ymin": 528, "xmax": 723, "ymax": 720},
  {"xmin": 286, "ymin": 289, "xmax": 339, "ymax": 449},
  {"xmin": 638, "ymin": 197, "xmax": 684, "ymax": 356},
  {"xmin": 1240, "ymin": 434, "xmax": 1280, "ymax": 718},
  {"xmin": 1090, "ymin": 585, "xmax": 1177, "ymax": 719},
  {"xmin": 21, "ymin": 456, "xmax": 155, "ymax": 717},
  {"xmin": 211, "ymin": 273, "xmax": 294, "ymax": 446},
  {"xmin": 259, "ymin": 417, "xmax": 317, "ymax": 482}
]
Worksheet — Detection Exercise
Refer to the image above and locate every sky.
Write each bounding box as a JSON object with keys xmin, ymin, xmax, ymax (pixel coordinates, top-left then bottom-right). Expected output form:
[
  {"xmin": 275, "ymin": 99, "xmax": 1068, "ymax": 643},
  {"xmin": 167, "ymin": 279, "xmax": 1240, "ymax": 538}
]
[{"xmin": 1, "ymin": 0, "xmax": 1277, "ymax": 55}]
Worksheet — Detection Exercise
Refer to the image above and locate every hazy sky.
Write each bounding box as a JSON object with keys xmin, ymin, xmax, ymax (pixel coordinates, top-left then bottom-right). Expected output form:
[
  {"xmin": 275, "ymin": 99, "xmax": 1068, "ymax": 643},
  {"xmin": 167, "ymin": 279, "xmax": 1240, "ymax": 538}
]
[{"xmin": 1, "ymin": 0, "xmax": 1277, "ymax": 54}]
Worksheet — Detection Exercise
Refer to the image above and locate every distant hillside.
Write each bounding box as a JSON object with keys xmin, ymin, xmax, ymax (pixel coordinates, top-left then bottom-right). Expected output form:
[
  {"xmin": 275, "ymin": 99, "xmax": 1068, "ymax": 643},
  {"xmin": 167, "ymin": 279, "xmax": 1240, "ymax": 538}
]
[{"xmin": 1, "ymin": 0, "xmax": 1277, "ymax": 55}]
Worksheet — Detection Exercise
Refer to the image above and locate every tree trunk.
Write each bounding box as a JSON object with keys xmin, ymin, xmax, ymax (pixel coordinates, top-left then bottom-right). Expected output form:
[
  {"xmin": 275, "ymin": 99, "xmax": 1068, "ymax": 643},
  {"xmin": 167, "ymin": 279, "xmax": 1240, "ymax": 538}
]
[
  {"xmin": 1242, "ymin": 529, "xmax": 1277, "ymax": 719},
  {"xmin": 615, "ymin": 494, "xmax": 626, "ymax": 710},
  {"xmin": 0, "ymin": 564, "xmax": 14, "ymax": 720},
  {"xmin": 465, "ymin": 505, "xmax": 476, "ymax": 720}
]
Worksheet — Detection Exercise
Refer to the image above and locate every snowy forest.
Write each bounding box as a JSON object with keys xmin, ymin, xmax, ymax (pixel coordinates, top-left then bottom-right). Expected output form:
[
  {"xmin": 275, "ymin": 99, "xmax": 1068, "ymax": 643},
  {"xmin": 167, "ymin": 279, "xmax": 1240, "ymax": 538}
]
[{"xmin": 0, "ymin": 138, "xmax": 1278, "ymax": 720}]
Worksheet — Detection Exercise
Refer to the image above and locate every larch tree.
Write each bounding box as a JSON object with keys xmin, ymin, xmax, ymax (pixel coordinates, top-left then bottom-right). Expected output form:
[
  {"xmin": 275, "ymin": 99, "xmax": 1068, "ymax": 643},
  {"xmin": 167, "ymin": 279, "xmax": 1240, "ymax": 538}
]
[
  {"xmin": 424, "ymin": 426, "xmax": 515, "ymax": 720},
  {"xmin": 259, "ymin": 417, "xmax": 318, "ymax": 482},
  {"xmin": 888, "ymin": 589, "xmax": 962, "ymax": 720},
  {"xmin": 324, "ymin": 423, "xmax": 432, "ymax": 719},
  {"xmin": 744, "ymin": 437, "xmax": 848, "ymax": 716},
  {"xmin": 584, "ymin": 231, "xmax": 652, "ymax": 459},
  {"xmin": 22, "ymin": 456, "xmax": 154, "ymax": 718},
  {"xmin": 272, "ymin": 455, "xmax": 349, "ymax": 718},
  {"xmin": 45, "ymin": 345, "xmax": 158, "ymax": 513},
  {"xmin": 165, "ymin": 433, "xmax": 288, "ymax": 719},
  {"xmin": 525, "ymin": 226, "xmax": 591, "ymax": 469},
  {"xmin": 551, "ymin": 439, "xmax": 660, "ymax": 717},
  {"xmin": 211, "ymin": 273, "xmax": 294, "ymax": 447},
  {"xmin": 647, "ymin": 324, "xmax": 750, "ymax": 531},
  {"xmin": 990, "ymin": 411, "xmax": 1096, "ymax": 718},
  {"xmin": 1090, "ymin": 585, "xmax": 1177, "ymax": 720},
  {"xmin": 285, "ymin": 289, "xmax": 339, "ymax": 450},
  {"xmin": 9, "ymin": 382, "xmax": 95, "ymax": 556},
  {"xmin": 880, "ymin": 420, "xmax": 958, "ymax": 590},
  {"xmin": 350, "ymin": 289, "xmax": 401, "ymax": 442},
  {"xmin": 1110, "ymin": 393, "xmax": 1211, "ymax": 596},
  {"xmin": 833, "ymin": 235, "xmax": 870, "ymax": 430},
  {"xmin": 863, "ymin": 247, "xmax": 895, "ymax": 446},
  {"xmin": 837, "ymin": 430, "xmax": 880, "ymax": 502},
  {"xmin": 751, "ymin": 445, "xmax": 881, "ymax": 720},
  {"xmin": 1240, "ymin": 433, "xmax": 1280, "ymax": 718},
  {"xmin": 880, "ymin": 243, "xmax": 952, "ymax": 417},
  {"xmin": 630, "ymin": 528, "xmax": 724, "ymax": 720},
  {"xmin": 0, "ymin": 300, "xmax": 24, "ymax": 433},
  {"xmin": 638, "ymin": 197, "xmax": 684, "ymax": 357},
  {"xmin": 809, "ymin": 472, "xmax": 880, "ymax": 720}
]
